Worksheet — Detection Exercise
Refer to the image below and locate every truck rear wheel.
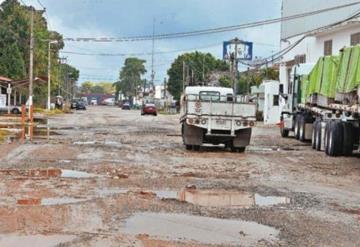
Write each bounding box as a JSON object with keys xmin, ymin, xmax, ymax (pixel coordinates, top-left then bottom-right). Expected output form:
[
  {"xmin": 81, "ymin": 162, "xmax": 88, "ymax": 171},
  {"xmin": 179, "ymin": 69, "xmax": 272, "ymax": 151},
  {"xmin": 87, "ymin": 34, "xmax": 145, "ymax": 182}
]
[
  {"xmin": 314, "ymin": 121, "xmax": 322, "ymax": 151},
  {"xmin": 311, "ymin": 121, "xmax": 318, "ymax": 149},
  {"xmin": 326, "ymin": 121, "xmax": 344, "ymax": 157},
  {"xmin": 294, "ymin": 115, "xmax": 301, "ymax": 140},
  {"xmin": 342, "ymin": 122, "xmax": 354, "ymax": 156}
]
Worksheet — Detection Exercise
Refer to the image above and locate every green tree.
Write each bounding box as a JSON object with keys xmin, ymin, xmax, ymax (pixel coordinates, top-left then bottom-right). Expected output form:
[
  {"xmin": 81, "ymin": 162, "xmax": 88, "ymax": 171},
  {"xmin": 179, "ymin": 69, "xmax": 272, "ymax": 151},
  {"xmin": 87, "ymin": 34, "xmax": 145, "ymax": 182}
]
[
  {"xmin": 114, "ymin": 57, "xmax": 146, "ymax": 97},
  {"xmin": 80, "ymin": 81, "xmax": 94, "ymax": 94},
  {"xmin": 167, "ymin": 51, "xmax": 228, "ymax": 100},
  {"xmin": 237, "ymin": 67, "xmax": 279, "ymax": 94},
  {"xmin": 0, "ymin": 0, "xmax": 70, "ymax": 106},
  {"xmin": 219, "ymin": 75, "xmax": 232, "ymax": 88}
]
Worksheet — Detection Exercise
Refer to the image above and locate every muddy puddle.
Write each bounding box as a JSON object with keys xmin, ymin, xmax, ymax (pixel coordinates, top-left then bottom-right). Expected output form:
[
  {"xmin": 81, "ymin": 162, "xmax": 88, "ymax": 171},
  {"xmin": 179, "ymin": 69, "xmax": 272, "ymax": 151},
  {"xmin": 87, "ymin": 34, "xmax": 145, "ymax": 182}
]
[
  {"xmin": 177, "ymin": 189, "xmax": 290, "ymax": 208},
  {"xmin": 0, "ymin": 168, "xmax": 97, "ymax": 179},
  {"xmin": 247, "ymin": 146, "xmax": 300, "ymax": 152},
  {"xmin": 0, "ymin": 234, "xmax": 76, "ymax": 247},
  {"xmin": 122, "ymin": 212, "xmax": 279, "ymax": 246}
]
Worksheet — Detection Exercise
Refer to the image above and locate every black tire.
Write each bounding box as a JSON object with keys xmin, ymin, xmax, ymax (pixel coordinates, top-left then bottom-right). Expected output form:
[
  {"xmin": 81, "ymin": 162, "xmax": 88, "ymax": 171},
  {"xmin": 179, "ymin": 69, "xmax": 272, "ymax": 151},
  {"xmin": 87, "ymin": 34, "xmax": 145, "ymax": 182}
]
[
  {"xmin": 231, "ymin": 147, "xmax": 246, "ymax": 153},
  {"xmin": 280, "ymin": 121, "xmax": 289, "ymax": 138},
  {"xmin": 327, "ymin": 121, "xmax": 344, "ymax": 157},
  {"xmin": 311, "ymin": 121, "xmax": 318, "ymax": 149},
  {"xmin": 193, "ymin": 145, "xmax": 200, "ymax": 151},
  {"xmin": 314, "ymin": 121, "xmax": 322, "ymax": 151},
  {"xmin": 324, "ymin": 121, "xmax": 331, "ymax": 155},
  {"xmin": 342, "ymin": 122, "xmax": 354, "ymax": 156},
  {"xmin": 11, "ymin": 108, "xmax": 20, "ymax": 114},
  {"xmin": 185, "ymin": 145, "xmax": 192, "ymax": 150},
  {"xmin": 294, "ymin": 115, "xmax": 301, "ymax": 140}
]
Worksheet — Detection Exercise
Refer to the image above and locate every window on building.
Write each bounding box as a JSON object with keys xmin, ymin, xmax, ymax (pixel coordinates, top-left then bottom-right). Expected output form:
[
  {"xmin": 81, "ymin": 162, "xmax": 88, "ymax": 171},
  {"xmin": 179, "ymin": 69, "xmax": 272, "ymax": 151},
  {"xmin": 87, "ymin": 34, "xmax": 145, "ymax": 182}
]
[
  {"xmin": 273, "ymin": 95, "xmax": 279, "ymax": 106},
  {"xmin": 324, "ymin": 40, "xmax": 332, "ymax": 56},
  {"xmin": 351, "ymin": 32, "xmax": 360, "ymax": 46},
  {"xmin": 294, "ymin": 54, "xmax": 306, "ymax": 64}
]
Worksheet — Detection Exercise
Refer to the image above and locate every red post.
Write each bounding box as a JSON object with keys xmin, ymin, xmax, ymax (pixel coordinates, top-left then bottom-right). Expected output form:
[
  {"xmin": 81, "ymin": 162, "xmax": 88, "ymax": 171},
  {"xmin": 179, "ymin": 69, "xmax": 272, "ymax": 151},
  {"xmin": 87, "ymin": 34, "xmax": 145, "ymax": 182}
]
[
  {"xmin": 21, "ymin": 105, "xmax": 26, "ymax": 142},
  {"xmin": 29, "ymin": 105, "xmax": 33, "ymax": 142}
]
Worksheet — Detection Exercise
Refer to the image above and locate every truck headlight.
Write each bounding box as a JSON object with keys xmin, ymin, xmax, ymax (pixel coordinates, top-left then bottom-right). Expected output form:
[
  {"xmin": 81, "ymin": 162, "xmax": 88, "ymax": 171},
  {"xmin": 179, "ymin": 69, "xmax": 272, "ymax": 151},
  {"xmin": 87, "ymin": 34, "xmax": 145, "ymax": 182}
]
[
  {"xmin": 236, "ymin": 120, "xmax": 241, "ymax": 126},
  {"xmin": 243, "ymin": 120, "xmax": 248, "ymax": 127},
  {"xmin": 188, "ymin": 118, "xmax": 194, "ymax": 124},
  {"xmin": 201, "ymin": 119, "xmax": 207, "ymax": 125},
  {"xmin": 195, "ymin": 119, "xmax": 200, "ymax": 124}
]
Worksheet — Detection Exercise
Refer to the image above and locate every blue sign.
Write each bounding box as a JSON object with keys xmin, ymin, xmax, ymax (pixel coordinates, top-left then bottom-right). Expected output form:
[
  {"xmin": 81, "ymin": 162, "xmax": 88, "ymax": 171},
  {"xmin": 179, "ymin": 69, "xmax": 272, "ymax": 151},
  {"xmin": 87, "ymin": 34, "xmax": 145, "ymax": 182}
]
[{"xmin": 223, "ymin": 40, "xmax": 253, "ymax": 61}]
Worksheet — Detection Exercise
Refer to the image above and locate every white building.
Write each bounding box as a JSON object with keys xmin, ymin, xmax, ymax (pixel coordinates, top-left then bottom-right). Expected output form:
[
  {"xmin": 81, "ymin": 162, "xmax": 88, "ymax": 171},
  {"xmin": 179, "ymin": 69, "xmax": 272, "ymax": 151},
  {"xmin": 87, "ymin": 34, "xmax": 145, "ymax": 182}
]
[{"xmin": 280, "ymin": 0, "xmax": 360, "ymax": 91}]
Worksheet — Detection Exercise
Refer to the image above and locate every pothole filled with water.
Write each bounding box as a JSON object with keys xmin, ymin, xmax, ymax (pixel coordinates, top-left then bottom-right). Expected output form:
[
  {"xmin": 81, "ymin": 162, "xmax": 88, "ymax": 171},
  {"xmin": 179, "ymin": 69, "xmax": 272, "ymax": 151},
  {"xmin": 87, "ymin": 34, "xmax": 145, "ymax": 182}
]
[
  {"xmin": 177, "ymin": 189, "xmax": 290, "ymax": 208},
  {"xmin": 122, "ymin": 212, "xmax": 279, "ymax": 246}
]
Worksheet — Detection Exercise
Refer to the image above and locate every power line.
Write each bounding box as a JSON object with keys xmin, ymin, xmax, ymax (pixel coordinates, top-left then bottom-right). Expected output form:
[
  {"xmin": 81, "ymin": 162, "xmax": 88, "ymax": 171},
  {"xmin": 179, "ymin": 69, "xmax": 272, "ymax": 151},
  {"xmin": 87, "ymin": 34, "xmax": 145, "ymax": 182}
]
[
  {"xmin": 241, "ymin": 8, "xmax": 360, "ymax": 68},
  {"xmin": 60, "ymin": 41, "xmax": 278, "ymax": 57},
  {"xmin": 62, "ymin": 2, "xmax": 360, "ymax": 42}
]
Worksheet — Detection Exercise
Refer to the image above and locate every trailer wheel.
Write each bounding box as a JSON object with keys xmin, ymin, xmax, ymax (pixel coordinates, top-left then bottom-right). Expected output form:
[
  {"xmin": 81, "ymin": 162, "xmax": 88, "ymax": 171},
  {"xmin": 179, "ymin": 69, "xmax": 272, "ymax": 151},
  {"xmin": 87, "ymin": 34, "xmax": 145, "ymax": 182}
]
[
  {"xmin": 314, "ymin": 121, "xmax": 322, "ymax": 151},
  {"xmin": 294, "ymin": 115, "xmax": 301, "ymax": 140},
  {"xmin": 342, "ymin": 122, "xmax": 354, "ymax": 156},
  {"xmin": 327, "ymin": 121, "xmax": 344, "ymax": 157},
  {"xmin": 311, "ymin": 121, "xmax": 319, "ymax": 149}
]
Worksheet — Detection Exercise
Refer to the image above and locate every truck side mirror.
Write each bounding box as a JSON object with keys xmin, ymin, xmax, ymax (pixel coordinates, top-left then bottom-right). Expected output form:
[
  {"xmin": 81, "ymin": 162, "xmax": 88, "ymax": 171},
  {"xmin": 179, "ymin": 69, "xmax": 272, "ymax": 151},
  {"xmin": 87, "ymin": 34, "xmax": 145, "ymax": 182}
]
[{"xmin": 279, "ymin": 84, "xmax": 284, "ymax": 94}]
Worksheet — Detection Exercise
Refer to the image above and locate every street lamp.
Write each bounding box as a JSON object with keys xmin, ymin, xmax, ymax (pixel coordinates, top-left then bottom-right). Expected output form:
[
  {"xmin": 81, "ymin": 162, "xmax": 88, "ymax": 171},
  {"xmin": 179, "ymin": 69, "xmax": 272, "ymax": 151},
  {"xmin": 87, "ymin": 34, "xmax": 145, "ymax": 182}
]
[{"xmin": 47, "ymin": 40, "xmax": 58, "ymax": 110}]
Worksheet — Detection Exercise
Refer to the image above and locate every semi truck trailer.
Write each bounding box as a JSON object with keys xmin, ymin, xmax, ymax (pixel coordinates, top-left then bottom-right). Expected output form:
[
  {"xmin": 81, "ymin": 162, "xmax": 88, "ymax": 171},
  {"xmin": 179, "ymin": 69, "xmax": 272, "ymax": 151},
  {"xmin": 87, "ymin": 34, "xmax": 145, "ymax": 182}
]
[{"xmin": 280, "ymin": 45, "xmax": 360, "ymax": 157}]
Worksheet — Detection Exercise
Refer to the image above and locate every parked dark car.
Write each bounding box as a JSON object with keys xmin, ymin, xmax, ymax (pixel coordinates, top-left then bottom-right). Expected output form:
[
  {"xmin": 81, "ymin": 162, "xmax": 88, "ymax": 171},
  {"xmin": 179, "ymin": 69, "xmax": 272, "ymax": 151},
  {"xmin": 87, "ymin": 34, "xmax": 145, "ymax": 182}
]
[
  {"xmin": 71, "ymin": 100, "xmax": 86, "ymax": 110},
  {"xmin": 141, "ymin": 103, "xmax": 157, "ymax": 116},
  {"xmin": 121, "ymin": 102, "xmax": 131, "ymax": 110},
  {"xmin": 76, "ymin": 101, "xmax": 87, "ymax": 110}
]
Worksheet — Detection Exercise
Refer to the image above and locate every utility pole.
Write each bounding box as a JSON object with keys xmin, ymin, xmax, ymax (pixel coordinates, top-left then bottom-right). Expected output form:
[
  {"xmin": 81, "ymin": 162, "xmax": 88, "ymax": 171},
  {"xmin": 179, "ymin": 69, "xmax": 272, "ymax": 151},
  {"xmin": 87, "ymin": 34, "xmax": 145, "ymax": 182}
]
[
  {"xmin": 47, "ymin": 40, "xmax": 58, "ymax": 110},
  {"xmin": 163, "ymin": 77, "xmax": 167, "ymax": 99},
  {"xmin": 202, "ymin": 56, "xmax": 205, "ymax": 85},
  {"xmin": 182, "ymin": 61, "xmax": 186, "ymax": 92},
  {"xmin": 28, "ymin": 9, "xmax": 34, "ymax": 109},
  {"xmin": 233, "ymin": 38, "xmax": 239, "ymax": 98},
  {"xmin": 150, "ymin": 17, "xmax": 156, "ymax": 92}
]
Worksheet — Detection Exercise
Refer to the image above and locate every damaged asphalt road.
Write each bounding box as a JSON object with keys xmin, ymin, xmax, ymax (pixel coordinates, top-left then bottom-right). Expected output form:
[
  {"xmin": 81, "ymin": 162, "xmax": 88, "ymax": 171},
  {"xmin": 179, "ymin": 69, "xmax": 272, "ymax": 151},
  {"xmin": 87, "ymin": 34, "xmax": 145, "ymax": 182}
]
[{"xmin": 0, "ymin": 106, "xmax": 359, "ymax": 246}]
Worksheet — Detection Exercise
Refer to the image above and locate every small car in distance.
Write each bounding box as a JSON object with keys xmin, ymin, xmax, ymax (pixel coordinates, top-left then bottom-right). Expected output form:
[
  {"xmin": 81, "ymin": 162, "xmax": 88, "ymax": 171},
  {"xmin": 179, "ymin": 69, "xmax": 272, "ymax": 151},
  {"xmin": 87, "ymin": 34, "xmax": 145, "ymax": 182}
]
[
  {"xmin": 76, "ymin": 101, "xmax": 87, "ymax": 110},
  {"xmin": 121, "ymin": 102, "xmax": 131, "ymax": 110},
  {"xmin": 71, "ymin": 99, "xmax": 86, "ymax": 110},
  {"xmin": 141, "ymin": 103, "xmax": 157, "ymax": 116}
]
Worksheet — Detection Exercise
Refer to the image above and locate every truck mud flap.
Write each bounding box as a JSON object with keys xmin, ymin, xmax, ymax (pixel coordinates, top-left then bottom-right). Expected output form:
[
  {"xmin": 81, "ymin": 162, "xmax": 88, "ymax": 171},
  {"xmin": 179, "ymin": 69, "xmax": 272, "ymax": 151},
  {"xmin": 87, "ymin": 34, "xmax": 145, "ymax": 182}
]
[
  {"xmin": 233, "ymin": 128, "xmax": 252, "ymax": 148},
  {"xmin": 182, "ymin": 123, "xmax": 203, "ymax": 146}
]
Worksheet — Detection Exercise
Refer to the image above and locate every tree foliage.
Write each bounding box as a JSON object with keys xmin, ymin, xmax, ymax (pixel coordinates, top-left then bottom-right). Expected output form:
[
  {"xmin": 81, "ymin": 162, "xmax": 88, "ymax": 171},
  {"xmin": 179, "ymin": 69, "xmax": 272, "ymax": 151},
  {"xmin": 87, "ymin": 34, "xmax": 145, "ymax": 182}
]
[
  {"xmin": 80, "ymin": 81, "xmax": 114, "ymax": 94},
  {"xmin": 0, "ymin": 0, "xmax": 76, "ymax": 105},
  {"xmin": 237, "ymin": 67, "xmax": 279, "ymax": 94},
  {"xmin": 114, "ymin": 58, "xmax": 146, "ymax": 97},
  {"xmin": 167, "ymin": 51, "xmax": 228, "ymax": 100}
]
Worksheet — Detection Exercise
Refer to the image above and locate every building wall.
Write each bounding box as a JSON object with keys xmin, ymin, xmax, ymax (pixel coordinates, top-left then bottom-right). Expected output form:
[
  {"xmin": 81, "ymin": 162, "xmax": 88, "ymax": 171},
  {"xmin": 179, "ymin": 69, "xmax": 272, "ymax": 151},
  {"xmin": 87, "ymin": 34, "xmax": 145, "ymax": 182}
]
[{"xmin": 281, "ymin": 0, "xmax": 360, "ymax": 40}]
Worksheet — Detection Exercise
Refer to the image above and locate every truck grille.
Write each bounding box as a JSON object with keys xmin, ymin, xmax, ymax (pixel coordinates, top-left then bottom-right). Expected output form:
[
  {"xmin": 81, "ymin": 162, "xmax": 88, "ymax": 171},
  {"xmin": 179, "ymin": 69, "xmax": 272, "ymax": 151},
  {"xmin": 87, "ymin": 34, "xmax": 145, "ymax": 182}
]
[{"xmin": 210, "ymin": 130, "xmax": 231, "ymax": 135}]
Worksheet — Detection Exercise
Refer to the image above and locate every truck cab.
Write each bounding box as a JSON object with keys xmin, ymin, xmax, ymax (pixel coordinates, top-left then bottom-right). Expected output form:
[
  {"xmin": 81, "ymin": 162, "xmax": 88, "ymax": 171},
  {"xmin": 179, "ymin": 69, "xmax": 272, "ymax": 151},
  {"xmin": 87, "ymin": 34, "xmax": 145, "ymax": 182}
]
[{"xmin": 180, "ymin": 86, "xmax": 256, "ymax": 152}]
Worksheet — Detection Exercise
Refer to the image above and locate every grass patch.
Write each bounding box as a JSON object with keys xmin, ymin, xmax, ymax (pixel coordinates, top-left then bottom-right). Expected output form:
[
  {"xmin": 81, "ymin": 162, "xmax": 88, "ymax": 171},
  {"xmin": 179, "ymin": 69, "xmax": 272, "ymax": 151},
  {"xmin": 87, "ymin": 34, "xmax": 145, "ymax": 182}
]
[{"xmin": 34, "ymin": 108, "xmax": 65, "ymax": 116}]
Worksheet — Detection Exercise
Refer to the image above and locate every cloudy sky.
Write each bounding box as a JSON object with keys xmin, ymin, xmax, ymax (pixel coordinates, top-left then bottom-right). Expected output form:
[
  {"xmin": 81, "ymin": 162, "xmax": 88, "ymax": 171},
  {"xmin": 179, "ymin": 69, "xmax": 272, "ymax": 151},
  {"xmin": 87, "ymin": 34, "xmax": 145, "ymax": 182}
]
[{"xmin": 8, "ymin": 0, "xmax": 282, "ymax": 84}]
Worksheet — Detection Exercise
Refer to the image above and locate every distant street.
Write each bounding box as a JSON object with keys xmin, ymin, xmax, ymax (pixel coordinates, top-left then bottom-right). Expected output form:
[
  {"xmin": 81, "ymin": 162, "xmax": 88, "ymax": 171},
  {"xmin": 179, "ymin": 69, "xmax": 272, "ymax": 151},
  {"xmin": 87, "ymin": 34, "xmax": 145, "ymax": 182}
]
[{"xmin": 0, "ymin": 106, "xmax": 359, "ymax": 246}]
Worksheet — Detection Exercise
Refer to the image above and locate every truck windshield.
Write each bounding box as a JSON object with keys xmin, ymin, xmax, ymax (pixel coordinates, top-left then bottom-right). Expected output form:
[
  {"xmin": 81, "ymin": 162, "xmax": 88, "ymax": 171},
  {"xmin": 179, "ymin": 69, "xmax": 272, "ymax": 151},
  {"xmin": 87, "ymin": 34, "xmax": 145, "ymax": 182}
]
[{"xmin": 199, "ymin": 91, "xmax": 220, "ymax": 101}]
